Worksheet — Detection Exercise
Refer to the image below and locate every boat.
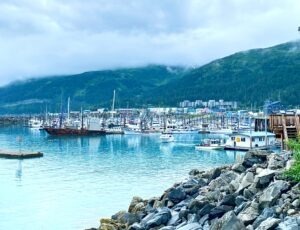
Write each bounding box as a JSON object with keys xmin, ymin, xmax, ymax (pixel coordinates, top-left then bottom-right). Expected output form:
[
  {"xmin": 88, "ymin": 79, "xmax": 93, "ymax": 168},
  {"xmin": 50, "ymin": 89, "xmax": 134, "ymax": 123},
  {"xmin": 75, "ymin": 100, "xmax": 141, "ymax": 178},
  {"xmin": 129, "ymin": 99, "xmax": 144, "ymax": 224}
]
[
  {"xmin": 209, "ymin": 128, "xmax": 234, "ymax": 135},
  {"xmin": 28, "ymin": 119, "xmax": 43, "ymax": 129},
  {"xmin": 170, "ymin": 127, "xmax": 199, "ymax": 134},
  {"xmin": 44, "ymin": 103, "xmax": 107, "ymax": 136},
  {"xmin": 160, "ymin": 133, "xmax": 174, "ymax": 143},
  {"xmin": 224, "ymin": 131, "xmax": 276, "ymax": 151},
  {"xmin": 44, "ymin": 127, "xmax": 106, "ymax": 136},
  {"xmin": 195, "ymin": 139, "xmax": 224, "ymax": 150},
  {"xmin": 105, "ymin": 125, "xmax": 124, "ymax": 134}
]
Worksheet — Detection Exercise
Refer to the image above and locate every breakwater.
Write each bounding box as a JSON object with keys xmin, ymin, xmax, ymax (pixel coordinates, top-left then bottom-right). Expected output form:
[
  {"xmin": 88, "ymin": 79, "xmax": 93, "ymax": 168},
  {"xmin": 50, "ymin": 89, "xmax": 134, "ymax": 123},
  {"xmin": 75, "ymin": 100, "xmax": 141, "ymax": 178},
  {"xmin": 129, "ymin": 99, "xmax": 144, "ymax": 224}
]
[{"xmin": 93, "ymin": 150, "xmax": 300, "ymax": 230}]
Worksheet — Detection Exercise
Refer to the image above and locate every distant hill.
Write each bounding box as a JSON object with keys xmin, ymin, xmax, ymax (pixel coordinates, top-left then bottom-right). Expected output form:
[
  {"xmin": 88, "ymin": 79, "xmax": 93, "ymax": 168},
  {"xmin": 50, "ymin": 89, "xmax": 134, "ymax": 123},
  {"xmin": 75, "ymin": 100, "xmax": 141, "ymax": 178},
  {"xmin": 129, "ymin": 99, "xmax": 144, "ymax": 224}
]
[
  {"xmin": 148, "ymin": 41, "xmax": 300, "ymax": 107},
  {"xmin": 0, "ymin": 65, "xmax": 188, "ymax": 114},
  {"xmin": 0, "ymin": 41, "xmax": 300, "ymax": 114}
]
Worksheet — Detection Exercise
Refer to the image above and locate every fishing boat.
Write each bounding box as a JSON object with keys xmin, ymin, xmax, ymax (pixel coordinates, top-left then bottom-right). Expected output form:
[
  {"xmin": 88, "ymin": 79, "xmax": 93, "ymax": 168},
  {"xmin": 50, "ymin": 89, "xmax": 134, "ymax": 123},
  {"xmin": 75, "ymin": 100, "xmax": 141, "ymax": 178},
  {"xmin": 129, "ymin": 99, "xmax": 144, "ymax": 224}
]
[
  {"xmin": 28, "ymin": 119, "xmax": 43, "ymax": 129},
  {"xmin": 195, "ymin": 139, "xmax": 224, "ymax": 150},
  {"xmin": 160, "ymin": 133, "xmax": 174, "ymax": 143},
  {"xmin": 105, "ymin": 125, "xmax": 124, "ymax": 134}
]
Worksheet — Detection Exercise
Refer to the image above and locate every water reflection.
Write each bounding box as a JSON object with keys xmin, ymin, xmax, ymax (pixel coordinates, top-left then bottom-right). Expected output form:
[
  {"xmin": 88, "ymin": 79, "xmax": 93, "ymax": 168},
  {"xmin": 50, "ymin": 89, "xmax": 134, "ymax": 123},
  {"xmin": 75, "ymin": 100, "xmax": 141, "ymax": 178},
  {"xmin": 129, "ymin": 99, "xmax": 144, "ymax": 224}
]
[
  {"xmin": 0, "ymin": 127, "xmax": 247, "ymax": 230},
  {"xmin": 15, "ymin": 160, "xmax": 22, "ymax": 180}
]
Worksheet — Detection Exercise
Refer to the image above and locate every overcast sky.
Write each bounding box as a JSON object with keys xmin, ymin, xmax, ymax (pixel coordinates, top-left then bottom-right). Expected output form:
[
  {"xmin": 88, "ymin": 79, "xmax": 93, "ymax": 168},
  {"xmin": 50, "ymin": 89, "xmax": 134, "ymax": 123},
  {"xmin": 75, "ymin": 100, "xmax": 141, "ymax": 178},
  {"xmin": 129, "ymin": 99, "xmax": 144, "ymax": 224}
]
[{"xmin": 0, "ymin": 0, "xmax": 299, "ymax": 86}]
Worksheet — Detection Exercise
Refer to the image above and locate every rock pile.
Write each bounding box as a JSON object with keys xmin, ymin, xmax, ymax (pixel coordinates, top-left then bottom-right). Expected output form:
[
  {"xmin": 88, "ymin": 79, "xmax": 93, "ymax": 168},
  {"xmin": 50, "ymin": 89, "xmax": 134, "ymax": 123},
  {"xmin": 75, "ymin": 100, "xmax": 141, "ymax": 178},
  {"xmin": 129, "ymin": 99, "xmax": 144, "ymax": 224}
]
[{"xmin": 96, "ymin": 150, "xmax": 300, "ymax": 230}]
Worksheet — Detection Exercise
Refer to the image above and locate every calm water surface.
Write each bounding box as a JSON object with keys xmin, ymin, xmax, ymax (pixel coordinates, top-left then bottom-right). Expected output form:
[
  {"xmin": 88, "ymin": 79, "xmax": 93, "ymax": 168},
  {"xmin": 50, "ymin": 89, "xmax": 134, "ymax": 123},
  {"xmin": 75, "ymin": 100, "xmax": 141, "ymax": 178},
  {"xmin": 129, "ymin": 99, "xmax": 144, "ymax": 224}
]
[{"xmin": 0, "ymin": 126, "xmax": 244, "ymax": 230}]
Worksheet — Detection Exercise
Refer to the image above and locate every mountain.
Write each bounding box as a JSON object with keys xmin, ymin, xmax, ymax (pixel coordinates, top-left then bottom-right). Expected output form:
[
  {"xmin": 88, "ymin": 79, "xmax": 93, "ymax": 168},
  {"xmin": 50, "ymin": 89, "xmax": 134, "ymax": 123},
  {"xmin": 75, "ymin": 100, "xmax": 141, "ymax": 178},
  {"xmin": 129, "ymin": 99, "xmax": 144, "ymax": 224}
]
[
  {"xmin": 0, "ymin": 41, "xmax": 300, "ymax": 114},
  {"xmin": 0, "ymin": 65, "xmax": 188, "ymax": 114},
  {"xmin": 149, "ymin": 41, "xmax": 300, "ymax": 107}
]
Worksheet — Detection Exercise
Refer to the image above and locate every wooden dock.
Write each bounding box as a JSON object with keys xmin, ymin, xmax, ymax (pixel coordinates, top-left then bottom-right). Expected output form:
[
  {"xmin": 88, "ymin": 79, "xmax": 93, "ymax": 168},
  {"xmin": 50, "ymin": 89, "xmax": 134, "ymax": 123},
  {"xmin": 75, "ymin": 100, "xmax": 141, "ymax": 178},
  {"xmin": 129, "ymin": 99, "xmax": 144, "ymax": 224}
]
[{"xmin": 0, "ymin": 150, "xmax": 43, "ymax": 159}]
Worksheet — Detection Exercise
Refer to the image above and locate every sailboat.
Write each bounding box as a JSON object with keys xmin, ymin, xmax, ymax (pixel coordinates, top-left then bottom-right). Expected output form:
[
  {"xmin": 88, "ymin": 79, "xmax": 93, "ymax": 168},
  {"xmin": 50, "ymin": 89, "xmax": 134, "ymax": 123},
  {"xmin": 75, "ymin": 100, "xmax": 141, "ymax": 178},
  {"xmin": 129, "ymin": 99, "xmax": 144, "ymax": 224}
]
[
  {"xmin": 159, "ymin": 113, "xmax": 174, "ymax": 142},
  {"xmin": 44, "ymin": 98, "xmax": 106, "ymax": 136},
  {"xmin": 105, "ymin": 90, "xmax": 124, "ymax": 134}
]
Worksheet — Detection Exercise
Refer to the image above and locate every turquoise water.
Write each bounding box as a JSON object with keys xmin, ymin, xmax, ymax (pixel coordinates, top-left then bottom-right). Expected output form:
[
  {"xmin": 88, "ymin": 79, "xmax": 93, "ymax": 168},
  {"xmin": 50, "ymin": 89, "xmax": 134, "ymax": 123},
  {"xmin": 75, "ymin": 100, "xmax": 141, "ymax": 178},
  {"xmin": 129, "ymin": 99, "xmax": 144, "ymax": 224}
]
[{"xmin": 0, "ymin": 126, "xmax": 244, "ymax": 230}]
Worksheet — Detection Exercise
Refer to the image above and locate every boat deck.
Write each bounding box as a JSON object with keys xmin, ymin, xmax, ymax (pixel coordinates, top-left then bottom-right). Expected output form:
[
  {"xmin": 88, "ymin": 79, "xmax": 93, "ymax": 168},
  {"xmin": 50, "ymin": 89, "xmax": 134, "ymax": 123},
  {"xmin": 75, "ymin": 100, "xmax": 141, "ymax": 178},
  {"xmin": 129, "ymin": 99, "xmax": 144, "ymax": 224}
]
[
  {"xmin": 0, "ymin": 150, "xmax": 43, "ymax": 159},
  {"xmin": 224, "ymin": 146, "xmax": 269, "ymax": 151}
]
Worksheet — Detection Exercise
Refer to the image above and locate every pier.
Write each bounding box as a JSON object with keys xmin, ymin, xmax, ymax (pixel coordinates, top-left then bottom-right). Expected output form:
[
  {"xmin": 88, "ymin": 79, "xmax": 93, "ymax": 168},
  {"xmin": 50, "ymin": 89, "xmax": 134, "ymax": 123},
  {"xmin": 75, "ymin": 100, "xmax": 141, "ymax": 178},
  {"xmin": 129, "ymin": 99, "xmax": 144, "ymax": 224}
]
[
  {"xmin": 268, "ymin": 113, "xmax": 300, "ymax": 141},
  {"xmin": 0, "ymin": 150, "xmax": 43, "ymax": 159}
]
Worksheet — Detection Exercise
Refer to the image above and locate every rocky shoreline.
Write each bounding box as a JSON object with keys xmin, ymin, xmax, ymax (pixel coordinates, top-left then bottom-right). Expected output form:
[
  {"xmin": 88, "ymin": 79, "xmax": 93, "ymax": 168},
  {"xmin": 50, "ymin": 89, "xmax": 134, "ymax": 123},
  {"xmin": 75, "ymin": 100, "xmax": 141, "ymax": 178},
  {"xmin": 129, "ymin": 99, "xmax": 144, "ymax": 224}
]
[{"xmin": 90, "ymin": 150, "xmax": 300, "ymax": 230}]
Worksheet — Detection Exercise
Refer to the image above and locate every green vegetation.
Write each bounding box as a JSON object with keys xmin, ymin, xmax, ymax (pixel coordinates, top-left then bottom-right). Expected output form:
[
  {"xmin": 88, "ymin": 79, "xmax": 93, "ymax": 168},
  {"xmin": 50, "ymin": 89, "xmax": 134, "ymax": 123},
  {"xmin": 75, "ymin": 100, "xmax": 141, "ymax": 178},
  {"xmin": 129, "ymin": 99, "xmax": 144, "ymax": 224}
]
[
  {"xmin": 0, "ymin": 65, "xmax": 188, "ymax": 114},
  {"xmin": 0, "ymin": 40, "xmax": 300, "ymax": 114},
  {"xmin": 284, "ymin": 136, "xmax": 300, "ymax": 182},
  {"xmin": 152, "ymin": 41, "xmax": 300, "ymax": 106}
]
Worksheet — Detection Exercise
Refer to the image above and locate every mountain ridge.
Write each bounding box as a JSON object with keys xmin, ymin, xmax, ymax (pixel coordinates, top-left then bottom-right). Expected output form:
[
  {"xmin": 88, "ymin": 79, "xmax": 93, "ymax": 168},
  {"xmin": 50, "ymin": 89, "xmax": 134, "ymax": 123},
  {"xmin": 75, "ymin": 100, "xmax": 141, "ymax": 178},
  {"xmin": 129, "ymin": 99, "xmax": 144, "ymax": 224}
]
[{"xmin": 0, "ymin": 41, "xmax": 300, "ymax": 114}]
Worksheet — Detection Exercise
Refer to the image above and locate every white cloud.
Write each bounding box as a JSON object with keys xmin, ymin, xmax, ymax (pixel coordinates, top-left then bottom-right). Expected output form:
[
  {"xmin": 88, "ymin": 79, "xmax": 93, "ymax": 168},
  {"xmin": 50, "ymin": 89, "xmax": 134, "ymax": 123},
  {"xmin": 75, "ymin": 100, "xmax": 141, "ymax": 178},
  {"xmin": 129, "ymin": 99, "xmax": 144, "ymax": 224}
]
[{"xmin": 0, "ymin": 0, "xmax": 299, "ymax": 85}]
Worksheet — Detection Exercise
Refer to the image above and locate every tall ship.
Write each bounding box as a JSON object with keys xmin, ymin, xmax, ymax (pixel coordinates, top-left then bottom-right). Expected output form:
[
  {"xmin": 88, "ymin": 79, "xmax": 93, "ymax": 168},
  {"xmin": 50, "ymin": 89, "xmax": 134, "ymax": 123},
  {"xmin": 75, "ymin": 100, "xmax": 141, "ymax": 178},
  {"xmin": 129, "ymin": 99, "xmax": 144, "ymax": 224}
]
[
  {"xmin": 44, "ymin": 98, "xmax": 106, "ymax": 136},
  {"xmin": 44, "ymin": 127, "xmax": 106, "ymax": 136}
]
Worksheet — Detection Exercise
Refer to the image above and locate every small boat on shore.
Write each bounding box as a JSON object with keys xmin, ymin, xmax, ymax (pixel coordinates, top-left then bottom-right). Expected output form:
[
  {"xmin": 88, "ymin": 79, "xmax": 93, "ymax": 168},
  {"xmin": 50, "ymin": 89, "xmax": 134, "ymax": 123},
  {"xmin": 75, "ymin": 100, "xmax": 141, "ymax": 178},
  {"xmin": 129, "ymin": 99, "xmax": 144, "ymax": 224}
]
[{"xmin": 195, "ymin": 139, "xmax": 224, "ymax": 150}]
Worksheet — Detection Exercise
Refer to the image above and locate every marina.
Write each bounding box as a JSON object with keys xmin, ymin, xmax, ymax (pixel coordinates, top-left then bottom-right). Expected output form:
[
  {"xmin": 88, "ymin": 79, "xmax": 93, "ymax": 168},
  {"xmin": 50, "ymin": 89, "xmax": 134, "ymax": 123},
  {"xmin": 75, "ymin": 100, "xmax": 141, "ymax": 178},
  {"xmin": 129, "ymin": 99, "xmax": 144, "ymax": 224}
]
[{"xmin": 0, "ymin": 125, "xmax": 245, "ymax": 230}]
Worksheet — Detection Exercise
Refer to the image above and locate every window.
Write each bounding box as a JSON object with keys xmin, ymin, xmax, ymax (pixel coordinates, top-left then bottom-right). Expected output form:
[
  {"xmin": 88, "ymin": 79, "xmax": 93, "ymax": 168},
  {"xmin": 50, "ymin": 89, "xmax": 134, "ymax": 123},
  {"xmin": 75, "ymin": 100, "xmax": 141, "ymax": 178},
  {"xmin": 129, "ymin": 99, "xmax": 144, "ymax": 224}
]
[
  {"xmin": 252, "ymin": 137, "xmax": 255, "ymax": 142},
  {"xmin": 258, "ymin": 137, "xmax": 265, "ymax": 141},
  {"xmin": 231, "ymin": 137, "xmax": 235, "ymax": 141},
  {"xmin": 241, "ymin": 137, "xmax": 246, "ymax": 142}
]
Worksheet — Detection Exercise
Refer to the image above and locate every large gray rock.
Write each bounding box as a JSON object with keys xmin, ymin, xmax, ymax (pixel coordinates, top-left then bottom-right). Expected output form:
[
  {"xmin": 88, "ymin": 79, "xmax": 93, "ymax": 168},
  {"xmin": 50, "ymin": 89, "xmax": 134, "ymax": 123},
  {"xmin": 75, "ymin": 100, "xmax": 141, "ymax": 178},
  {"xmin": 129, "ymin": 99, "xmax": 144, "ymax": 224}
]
[
  {"xmin": 277, "ymin": 216, "xmax": 300, "ymax": 230},
  {"xmin": 128, "ymin": 197, "xmax": 145, "ymax": 213},
  {"xmin": 259, "ymin": 180, "xmax": 289, "ymax": 209},
  {"xmin": 237, "ymin": 202, "xmax": 259, "ymax": 225},
  {"xmin": 168, "ymin": 211, "xmax": 180, "ymax": 226},
  {"xmin": 252, "ymin": 207, "xmax": 275, "ymax": 229},
  {"xmin": 208, "ymin": 167, "xmax": 222, "ymax": 182},
  {"xmin": 209, "ymin": 205, "xmax": 233, "ymax": 219},
  {"xmin": 220, "ymin": 171, "xmax": 239, "ymax": 183},
  {"xmin": 176, "ymin": 222, "xmax": 202, "ymax": 230},
  {"xmin": 220, "ymin": 194, "xmax": 237, "ymax": 206},
  {"xmin": 160, "ymin": 226, "xmax": 175, "ymax": 230},
  {"xmin": 268, "ymin": 153, "xmax": 285, "ymax": 169},
  {"xmin": 128, "ymin": 223, "xmax": 144, "ymax": 230},
  {"xmin": 168, "ymin": 187, "xmax": 186, "ymax": 203},
  {"xmin": 232, "ymin": 163, "xmax": 246, "ymax": 173},
  {"xmin": 211, "ymin": 211, "xmax": 246, "ymax": 230},
  {"xmin": 188, "ymin": 200, "xmax": 208, "ymax": 214},
  {"xmin": 209, "ymin": 177, "xmax": 229, "ymax": 191},
  {"xmin": 256, "ymin": 217, "xmax": 280, "ymax": 230},
  {"xmin": 235, "ymin": 196, "xmax": 248, "ymax": 206},
  {"xmin": 234, "ymin": 201, "xmax": 250, "ymax": 215},
  {"xmin": 255, "ymin": 169, "xmax": 276, "ymax": 188},
  {"xmin": 143, "ymin": 208, "xmax": 172, "ymax": 229},
  {"xmin": 111, "ymin": 211, "xmax": 140, "ymax": 225},
  {"xmin": 238, "ymin": 172, "xmax": 254, "ymax": 192},
  {"xmin": 197, "ymin": 203, "xmax": 215, "ymax": 217},
  {"xmin": 242, "ymin": 150, "xmax": 268, "ymax": 168}
]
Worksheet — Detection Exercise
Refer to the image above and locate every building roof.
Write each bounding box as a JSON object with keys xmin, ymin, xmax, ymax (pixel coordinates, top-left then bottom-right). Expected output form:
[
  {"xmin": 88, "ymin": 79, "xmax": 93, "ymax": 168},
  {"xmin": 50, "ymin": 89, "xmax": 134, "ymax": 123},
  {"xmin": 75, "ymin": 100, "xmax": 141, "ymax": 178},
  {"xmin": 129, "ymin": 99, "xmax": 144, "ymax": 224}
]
[{"xmin": 230, "ymin": 131, "xmax": 275, "ymax": 137}]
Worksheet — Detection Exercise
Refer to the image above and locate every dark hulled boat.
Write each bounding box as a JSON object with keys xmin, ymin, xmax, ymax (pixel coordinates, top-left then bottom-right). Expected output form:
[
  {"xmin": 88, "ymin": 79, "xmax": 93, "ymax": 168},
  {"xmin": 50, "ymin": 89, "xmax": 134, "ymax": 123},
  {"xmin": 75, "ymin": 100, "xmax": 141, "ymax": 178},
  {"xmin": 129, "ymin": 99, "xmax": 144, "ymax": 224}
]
[{"xmin": 44, "ymin": 127, "xmax": 106, "ymax": 136}]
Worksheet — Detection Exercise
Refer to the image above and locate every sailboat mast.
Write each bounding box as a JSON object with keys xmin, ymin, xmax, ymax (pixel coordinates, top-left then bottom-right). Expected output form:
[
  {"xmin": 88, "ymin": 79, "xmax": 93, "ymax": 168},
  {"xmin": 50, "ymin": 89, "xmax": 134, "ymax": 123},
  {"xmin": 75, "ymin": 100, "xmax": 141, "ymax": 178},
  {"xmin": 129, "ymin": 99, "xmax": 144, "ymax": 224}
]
[
  {"xmin": 45, "ymin": 104, "xmax": 48, "ymax": 126},
  {"xmin": 81, "ymin": 107, "xmax": 84, "ymax": 130},
  {"xmin": 67, "ymin": 97, "xmax": 70, "ymax": 121},
  {"xmin": 111, "ymin": 90, "xmax": 116, "ymax": 119},
  {"xmin": 59, "ymin": 95, "xmax": 63, "ymax": 128}
]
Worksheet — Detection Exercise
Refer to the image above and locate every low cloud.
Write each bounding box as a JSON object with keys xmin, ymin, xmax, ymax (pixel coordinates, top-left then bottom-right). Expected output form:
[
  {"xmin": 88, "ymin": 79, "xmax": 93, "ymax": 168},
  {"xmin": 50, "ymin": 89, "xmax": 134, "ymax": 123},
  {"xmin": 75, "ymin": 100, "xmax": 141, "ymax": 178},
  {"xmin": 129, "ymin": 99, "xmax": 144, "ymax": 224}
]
[{"xmin": 0, "ymin": 0, "xmax": 300, "ymax": 85}]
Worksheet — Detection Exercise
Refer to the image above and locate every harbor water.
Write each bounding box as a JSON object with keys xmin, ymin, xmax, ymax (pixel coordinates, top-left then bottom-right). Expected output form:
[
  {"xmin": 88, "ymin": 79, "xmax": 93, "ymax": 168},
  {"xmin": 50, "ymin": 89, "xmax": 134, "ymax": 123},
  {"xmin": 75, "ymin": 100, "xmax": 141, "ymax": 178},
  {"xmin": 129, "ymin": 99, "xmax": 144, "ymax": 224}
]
[{"xmin": 0, "ymin": 126, "xmax": 245, "ymax": 230}]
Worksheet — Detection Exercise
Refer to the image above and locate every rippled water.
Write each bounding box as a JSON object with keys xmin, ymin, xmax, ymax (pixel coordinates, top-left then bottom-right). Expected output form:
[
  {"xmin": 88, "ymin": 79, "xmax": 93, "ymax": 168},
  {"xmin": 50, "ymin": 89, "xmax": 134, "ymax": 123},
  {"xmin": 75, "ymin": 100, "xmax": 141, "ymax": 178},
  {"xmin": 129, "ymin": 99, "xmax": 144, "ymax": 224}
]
[{"xmin": 0, "ymin": 126, "xmax": 245, "ymax": 230}]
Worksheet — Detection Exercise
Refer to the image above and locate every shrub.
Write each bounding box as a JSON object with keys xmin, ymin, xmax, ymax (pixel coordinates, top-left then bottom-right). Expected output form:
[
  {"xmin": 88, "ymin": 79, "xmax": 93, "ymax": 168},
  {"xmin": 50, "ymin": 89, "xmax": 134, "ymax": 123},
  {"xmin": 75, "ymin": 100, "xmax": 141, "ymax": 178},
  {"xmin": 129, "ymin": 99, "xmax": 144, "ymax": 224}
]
[{"xmin": 284, "ymin": 135, "xmax": 300, "ymax": 182}]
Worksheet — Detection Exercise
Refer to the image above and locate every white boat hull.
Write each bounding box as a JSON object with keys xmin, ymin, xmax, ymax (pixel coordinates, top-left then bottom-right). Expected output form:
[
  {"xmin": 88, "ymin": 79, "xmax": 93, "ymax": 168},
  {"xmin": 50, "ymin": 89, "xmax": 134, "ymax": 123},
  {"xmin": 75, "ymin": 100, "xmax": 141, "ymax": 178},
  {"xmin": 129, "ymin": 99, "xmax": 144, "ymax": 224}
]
[
  {"xmin": 195, "ymin": 145, "xmax": 224, "ymax": 150},
  {"xmin": 160, "ymin": 134, "xmax": 174, "ymax": 143}
]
